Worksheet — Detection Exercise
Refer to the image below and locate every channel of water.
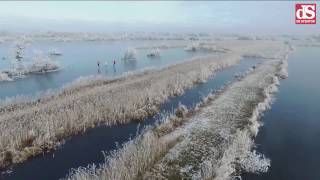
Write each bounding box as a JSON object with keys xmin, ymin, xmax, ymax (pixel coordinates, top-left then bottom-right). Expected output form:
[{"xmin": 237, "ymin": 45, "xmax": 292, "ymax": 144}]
[{"xmin": 243, "ymin": 47, "xmax": 320, "ymax": 180}]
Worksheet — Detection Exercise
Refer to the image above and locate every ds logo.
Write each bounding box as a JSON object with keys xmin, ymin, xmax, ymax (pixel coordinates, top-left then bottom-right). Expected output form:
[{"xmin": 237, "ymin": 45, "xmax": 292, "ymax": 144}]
[{"xmin": 295, "ymin": 3, "xmax": 316, "ymax": 24}]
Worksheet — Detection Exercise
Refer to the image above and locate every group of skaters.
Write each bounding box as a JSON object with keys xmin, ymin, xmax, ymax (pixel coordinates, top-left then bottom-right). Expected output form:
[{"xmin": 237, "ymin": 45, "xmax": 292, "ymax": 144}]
[
  {"xmin": 96, "ymin": 59, "xmax": 117, "ymax": 75},
  {"xmin": 97, "ymin": 59, "xmax": 116, "ymax": 68}
]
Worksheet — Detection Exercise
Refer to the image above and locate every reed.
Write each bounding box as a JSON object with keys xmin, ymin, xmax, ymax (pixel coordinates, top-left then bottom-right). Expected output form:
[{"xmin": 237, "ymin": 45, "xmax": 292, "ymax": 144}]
[{"xmin": 66, "ymin": 130, "xmax": 168, "ymax": 180}]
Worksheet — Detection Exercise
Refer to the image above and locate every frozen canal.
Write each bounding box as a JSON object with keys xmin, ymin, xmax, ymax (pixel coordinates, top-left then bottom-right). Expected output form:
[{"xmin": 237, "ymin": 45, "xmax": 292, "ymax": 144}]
[{"xmin": 0, "ymin": 40, "xmax": 210, "ymax": 99}]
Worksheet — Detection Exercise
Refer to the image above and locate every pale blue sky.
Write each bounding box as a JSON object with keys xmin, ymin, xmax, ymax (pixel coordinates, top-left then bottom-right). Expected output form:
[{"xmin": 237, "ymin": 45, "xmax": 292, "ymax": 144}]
[{"xmin": 0, "ymin": 1, "xmax": 318, "ymax": 34}]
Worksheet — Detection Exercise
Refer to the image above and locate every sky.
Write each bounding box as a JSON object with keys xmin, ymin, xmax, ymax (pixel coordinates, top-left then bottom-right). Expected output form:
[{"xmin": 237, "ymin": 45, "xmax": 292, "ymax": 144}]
[{"xmin": 0, "ymin": 1, "xmax": 318, "ymax": 34}]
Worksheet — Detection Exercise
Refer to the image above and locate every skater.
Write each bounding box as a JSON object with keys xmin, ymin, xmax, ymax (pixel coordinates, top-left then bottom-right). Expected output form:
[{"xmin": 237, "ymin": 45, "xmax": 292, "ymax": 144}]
[
  {"xmin": 113, "ymin": 59, "xmax": 117, "ymax": 74},
  {"xmin": 97, "ymin": 61, "xmax": 100, "ymax": 67}
]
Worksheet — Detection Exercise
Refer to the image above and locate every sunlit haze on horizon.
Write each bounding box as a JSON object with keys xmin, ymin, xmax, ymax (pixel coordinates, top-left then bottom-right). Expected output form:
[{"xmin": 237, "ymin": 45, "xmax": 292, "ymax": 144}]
[{"xmin": 0, "ymin": 1, "xmax": 318, "ymax": 34}]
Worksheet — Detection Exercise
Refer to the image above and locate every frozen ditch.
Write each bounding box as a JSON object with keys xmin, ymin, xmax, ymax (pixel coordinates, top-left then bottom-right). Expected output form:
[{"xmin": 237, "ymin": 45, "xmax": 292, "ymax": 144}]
[{"xmin": 0, "ymin": 58, "xmax": 260, "ymax": 180}]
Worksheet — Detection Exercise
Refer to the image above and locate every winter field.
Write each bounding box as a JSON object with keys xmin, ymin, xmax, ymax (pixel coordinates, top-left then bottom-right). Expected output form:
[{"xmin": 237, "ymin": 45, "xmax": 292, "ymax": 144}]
[
  {"xmin": 1, "ymin": 1, "xmax": 320, "ymax": 179},
  {"xmin": 0, "ymin": 34, "xmax": 293, "ymax": 179}
]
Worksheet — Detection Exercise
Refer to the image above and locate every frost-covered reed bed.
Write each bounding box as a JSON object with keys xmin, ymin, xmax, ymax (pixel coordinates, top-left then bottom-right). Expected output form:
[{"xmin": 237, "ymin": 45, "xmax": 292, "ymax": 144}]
[
  {"xmin": 0, "ymin": 54, "xmax": 241, "ymax": 169},
  {"xmin": 142, "ymin": 60, "xmax": 284, "ymax": 180},
  {"xmin": 65, "ymin": 84, "xmax": 226, "ymax": 180},
  {"xmin": 65, "ymin": 55, "xmax": 289, "ymax": 180},
  {"xmin": 65, "ymin": 130, "xmax": 169, "ymax": 180}
]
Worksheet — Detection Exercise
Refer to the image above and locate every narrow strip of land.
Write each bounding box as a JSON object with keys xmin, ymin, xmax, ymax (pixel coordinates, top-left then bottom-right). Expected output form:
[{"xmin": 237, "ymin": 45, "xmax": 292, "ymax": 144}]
[{"xmin": 144, "ymin": 60, "xmax": 285, "ymax": 179}]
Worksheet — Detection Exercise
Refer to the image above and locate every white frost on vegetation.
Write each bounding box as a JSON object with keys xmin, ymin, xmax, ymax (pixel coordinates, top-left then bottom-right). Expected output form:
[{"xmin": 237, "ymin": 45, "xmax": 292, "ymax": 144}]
[
  {"xmin": 0, "ymin": 40, "xmax": 290, "ymax": 172},
  {"xmin": 0, "ymin": 73, "xmax": 13, "ymax": 81},
  {"xmin": 65, "ymin": 130, "xmax": 168, "ymax": 180},
  {"xmin": 122, "ymin": 48, "xmax": 137, "ymax": 60},
  {"xmin": 278, "ymin": 60, "xmax": 288, "ymax": 79},
  {"xmin": 143, "ymin": 58, "xmax": 288, "ymax": 180},
  {"xmin": 65, "ymin": 87, "xmax": 221, "ymax": 180},
  {"xmin": 65, "ymin": 54, "xmax": 289, "ymax": 180},
  {"xmin": 211, "ymin": 131, "xmax": 270, "ymax": 180},
  {"xmin": 0, "ymin": 50, "xmax": 62, "ymax": 82},
  {"xmin": 201, "ymin": 60, "xmax": 288, "ymax": 180}
]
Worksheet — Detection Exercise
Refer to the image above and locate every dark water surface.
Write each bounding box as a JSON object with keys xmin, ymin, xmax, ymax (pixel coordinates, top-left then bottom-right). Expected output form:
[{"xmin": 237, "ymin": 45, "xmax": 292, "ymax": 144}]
[
  {"xmin": 243, "ymin": 47, "xmax": 320, "ymax": 180},
  {"xmin": 0, "ymin": 58, "xmax": 259, "ymax": 180}
]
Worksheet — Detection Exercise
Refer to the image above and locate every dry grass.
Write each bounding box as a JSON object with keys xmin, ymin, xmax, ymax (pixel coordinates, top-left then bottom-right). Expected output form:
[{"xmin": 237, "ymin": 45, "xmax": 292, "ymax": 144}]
[{"xmin": 0, "ymin": 53, "xmax": 241, "ymax": 169}]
